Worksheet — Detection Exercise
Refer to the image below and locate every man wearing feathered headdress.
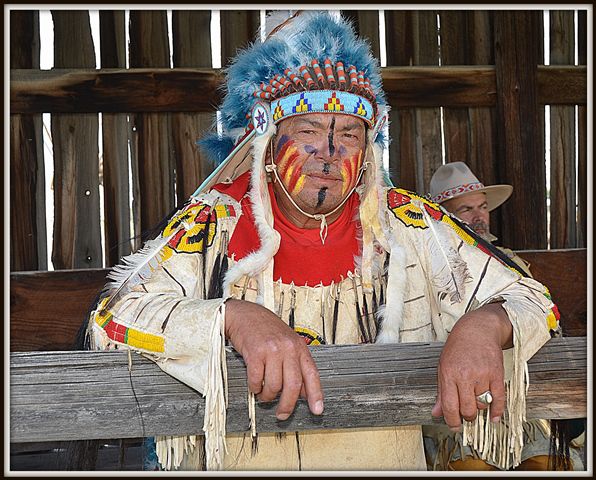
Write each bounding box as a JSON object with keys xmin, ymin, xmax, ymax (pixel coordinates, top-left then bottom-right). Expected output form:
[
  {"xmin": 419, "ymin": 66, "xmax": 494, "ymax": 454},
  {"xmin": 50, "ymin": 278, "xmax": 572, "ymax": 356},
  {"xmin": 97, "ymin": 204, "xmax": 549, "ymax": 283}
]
[{"xmin": 87, "ymin": 10, "xmax": 561, "ymax": 471}]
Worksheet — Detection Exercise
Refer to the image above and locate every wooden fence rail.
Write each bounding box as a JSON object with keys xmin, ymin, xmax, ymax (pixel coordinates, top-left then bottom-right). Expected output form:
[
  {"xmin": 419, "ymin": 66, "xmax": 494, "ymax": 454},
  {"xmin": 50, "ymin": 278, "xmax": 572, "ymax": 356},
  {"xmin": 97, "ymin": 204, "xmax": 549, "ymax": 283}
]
[
  {"xmin": 10, "ymin": 65, "xmax": 587, "ymax": 113},
  {"xmin": 10, "ymin": 337, "xmax": 586, "ymax": 443}
]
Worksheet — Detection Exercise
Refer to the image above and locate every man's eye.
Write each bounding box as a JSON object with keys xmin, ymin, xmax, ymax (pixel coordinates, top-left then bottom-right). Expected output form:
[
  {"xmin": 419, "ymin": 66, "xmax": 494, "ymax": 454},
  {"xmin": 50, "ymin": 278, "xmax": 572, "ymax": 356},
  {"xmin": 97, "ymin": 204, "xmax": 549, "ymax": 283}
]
[{"xmin": 299, "ymin": 129, "xmax": 316, "ymax": 135}]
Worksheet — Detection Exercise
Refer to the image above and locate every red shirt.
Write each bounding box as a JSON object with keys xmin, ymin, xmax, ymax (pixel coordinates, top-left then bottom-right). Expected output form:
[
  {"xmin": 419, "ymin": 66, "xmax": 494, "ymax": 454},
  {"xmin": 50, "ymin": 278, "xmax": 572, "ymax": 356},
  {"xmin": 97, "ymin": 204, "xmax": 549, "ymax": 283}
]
[{"xmin": 213, "ymin": 172, "xmax": 360, "ymax": 286}]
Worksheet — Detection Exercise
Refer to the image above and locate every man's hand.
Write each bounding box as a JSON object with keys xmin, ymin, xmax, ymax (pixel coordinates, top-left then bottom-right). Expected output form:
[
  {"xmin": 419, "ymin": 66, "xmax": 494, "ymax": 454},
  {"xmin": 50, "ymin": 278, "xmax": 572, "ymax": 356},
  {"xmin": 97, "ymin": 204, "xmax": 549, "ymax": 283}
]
[
  {"xmin": 224, "ymin": 298, "xmax": 324, "ymax": 421},
  {"xmin": 432, "ymin": 302, "xmax": 512, "ymax": 431}
]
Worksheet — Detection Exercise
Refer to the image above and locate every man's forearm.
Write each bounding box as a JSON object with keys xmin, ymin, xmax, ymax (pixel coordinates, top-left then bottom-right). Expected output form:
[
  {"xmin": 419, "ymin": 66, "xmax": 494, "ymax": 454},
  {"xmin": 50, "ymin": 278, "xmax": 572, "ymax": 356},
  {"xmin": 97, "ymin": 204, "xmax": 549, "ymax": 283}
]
[{"xmin": 452, "ymin": 302, "xmax": 513, "ymax": 349}]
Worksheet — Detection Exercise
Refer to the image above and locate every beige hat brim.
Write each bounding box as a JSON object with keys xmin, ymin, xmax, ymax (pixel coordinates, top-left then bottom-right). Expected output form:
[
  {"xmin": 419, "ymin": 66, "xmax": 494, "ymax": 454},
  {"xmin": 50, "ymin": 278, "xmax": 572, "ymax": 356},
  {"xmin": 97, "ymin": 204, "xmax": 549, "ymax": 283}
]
[{"xmin": 453, "ymin": 184, "xmax": 513, "ymax": 212}]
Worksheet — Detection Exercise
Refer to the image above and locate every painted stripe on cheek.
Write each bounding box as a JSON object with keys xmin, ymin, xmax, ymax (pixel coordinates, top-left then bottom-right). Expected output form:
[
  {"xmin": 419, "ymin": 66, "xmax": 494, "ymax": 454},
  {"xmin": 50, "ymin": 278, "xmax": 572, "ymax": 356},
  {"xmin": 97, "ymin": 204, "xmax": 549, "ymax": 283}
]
[
  {"xmin": 293, "ymin": 174, "xmax": 306, "ymax": 194},
  {"xmin": 340, "ymin": 163, "xmax": 350, "ymax": 195},
  {"xmin": 284, "ymin": 162, "xmax": 296, "ymax": 185},
  {"xmin": 287, "ymin": 161, "xmax": 306, "ymax": 193},
  {"xmin": 276, "ymin": 143, "xmax": 298, "ymax": 173},
  {"xmin": 340, "ymin": 151, "xmax": 363, "ymax": 196}
]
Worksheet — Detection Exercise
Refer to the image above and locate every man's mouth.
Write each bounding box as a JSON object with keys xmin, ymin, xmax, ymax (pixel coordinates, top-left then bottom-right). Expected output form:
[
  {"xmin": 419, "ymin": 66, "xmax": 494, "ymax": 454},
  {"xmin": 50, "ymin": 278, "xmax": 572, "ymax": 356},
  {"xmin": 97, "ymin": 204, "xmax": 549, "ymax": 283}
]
[
  {"xmin": 470, "ymin": 222, "xmax": 489, "ymax": 235},
  {"xmin": 306, "ymin": 172, "xmax": 342, "ymax": 182}
]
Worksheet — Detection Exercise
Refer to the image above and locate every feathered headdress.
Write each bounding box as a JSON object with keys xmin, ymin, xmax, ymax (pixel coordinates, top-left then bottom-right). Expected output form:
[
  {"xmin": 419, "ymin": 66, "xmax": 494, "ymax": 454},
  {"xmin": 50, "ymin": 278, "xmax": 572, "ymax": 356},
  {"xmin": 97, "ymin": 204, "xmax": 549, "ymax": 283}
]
[{"xmin": 195, "ymin": 10, "xmax": 389, "ymax": 194}]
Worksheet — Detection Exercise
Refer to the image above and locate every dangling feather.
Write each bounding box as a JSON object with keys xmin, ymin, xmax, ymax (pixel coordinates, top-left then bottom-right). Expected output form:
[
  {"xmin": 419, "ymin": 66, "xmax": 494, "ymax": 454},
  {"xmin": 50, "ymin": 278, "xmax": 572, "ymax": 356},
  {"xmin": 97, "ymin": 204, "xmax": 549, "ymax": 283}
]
[
  {"xmin": 207, "ymin": 251, "xmax": 223, "ymax": 300},
  {"xmin": 207, "ymin": 229, "xmax": 228, "ymax": 300},
  {"xmin": 414, "ymin": 199, "xmax": 471, "ymax": 304},
  {"xmin": 100, "ymin": 228, "xmax": 182, "ymax": 314}
]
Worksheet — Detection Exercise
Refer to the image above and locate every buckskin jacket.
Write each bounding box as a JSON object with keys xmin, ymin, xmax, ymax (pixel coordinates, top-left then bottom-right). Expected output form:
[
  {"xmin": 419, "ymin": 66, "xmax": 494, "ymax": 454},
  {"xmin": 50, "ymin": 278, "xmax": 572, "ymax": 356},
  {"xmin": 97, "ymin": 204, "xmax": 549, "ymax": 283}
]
[{"xmin": 88, "ymin": 162, "xmax": 559, "ymax": 471}]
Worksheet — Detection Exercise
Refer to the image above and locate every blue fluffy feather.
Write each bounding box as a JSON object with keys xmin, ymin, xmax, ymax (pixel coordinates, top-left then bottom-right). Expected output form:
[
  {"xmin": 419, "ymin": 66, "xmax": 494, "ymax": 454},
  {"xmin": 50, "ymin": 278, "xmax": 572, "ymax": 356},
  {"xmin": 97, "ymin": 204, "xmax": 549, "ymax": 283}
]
[
  {"xmin": 197, "ymin": 133, "xmax": 236, "ymax": 167},
  {"xmin": 199, "ymin": 11, "xmax": 387, "ymax": 166}
]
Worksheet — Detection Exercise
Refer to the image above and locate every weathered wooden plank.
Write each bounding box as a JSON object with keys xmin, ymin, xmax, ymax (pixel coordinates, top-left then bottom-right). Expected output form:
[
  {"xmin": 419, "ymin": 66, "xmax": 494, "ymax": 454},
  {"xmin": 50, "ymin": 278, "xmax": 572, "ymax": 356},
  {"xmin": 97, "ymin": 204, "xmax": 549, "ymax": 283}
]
[
  {"xmin": 100, "ymin": 11, "xmax": 132, "ymax": 267},
  {"xmin": 462, "ymin": 11, "xmax": 503, "ymax": 241},
  {"xmin": 129, "ymin": 11, "xmax": 175, "ymax": 234},
  {"xmin": 10, "ymin": 68, "xmax": 224, "ymax": 113},
  {"xmin": 171, "ymin": 10, "xmax": 216, "ymax": 202},
  {"xmin": 9, "ymin": 337, "xmax": 586, "ymax": 443},
  {"xmin": 384, "ymin": 11, "xmax": 417, "ymax": 190},
  {"xmin": 438, "ymin": 11, "xmax": 471, "ymax": 167},
  {"xmin": 516, "ymin": 248, "xmax": 586, "ymax": 337},
  {"xmin": 341, "ymin": 10, "xmax": 381, "ymax": 60},
  {"xmin": 10, "ymin": 268, "xmax": 109, "ymax": 352},
  {"xmin": 10, "ymin": 10, "xmax": 47, "ymax": 272},
  {"xmin": 494, "ymin": 11, "xmax": 547, "ymax": 250},
  {"xmin": 412, "ymin": 11, "xmax": 442, "ymax": 194},
  {"xmin": 51, "ymin": 10, "xmax": 102, "ymax": 269},
  {"xmin": 220, "ymin": 10, "xmax": 260, "ymax": 68},
  {"xmin": 549, "ymin": 11, "xmax": 577, "ymax": 249},
  {"xmin": 465, "ymin": 11, "xmax": 497, "ymax": 179},
  {"xmin": 10, "ymin": 65, "xmax": 586, "ymax": 113},
  {"xmin": 536, "ymin": 65, "xmax": 588, "ymax": 105},
  {"xmin": 9, "ymin": 249, "xmax": 587, "ymax": 352}
]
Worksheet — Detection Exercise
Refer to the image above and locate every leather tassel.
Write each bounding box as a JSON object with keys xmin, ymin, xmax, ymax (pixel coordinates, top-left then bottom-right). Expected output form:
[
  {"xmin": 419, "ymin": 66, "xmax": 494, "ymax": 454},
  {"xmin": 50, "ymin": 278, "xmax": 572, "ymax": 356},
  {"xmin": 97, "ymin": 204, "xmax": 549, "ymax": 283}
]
[
  {"xmin": 288, "ymin": 287, "xmax": 296, "ymax": 329},
  {"xmin": 351, "ymin": 276, "xmax": 369, "ymax": 343},
  {"xmin": 331, "ymin": 286, "xmax": 340, "ymax": 344},
  {"xmin": 361, "ymin": 291, "xmax": 373, "ymax": 342}
]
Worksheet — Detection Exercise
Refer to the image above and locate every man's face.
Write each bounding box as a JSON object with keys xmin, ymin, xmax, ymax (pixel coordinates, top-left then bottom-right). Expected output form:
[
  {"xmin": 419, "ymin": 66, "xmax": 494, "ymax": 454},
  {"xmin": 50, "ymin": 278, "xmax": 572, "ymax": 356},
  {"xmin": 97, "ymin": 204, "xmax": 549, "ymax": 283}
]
[
  {"xmin": 271, "ymin": 113, "xmax": 366, "ymax": 216},
  {"xmin": 442, "ymin": 192, "xmax": 491, "ymax": 237}
]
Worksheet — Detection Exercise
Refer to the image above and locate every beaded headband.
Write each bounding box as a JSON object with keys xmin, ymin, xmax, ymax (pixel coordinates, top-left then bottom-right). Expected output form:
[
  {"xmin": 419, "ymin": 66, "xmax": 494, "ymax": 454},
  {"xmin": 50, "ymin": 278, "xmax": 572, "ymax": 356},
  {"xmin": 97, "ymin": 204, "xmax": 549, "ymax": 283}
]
[{"xmin": 253, "ymin": 58, "xmax": 377, "ymax": 127}]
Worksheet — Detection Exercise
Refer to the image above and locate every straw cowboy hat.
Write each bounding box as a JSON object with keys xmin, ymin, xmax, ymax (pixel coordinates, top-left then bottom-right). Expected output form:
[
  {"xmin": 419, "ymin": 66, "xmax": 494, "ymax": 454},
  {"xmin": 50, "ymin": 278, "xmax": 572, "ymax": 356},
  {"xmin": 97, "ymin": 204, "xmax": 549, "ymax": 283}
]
[{"xmin": 429, "ymin": 162, "xmax": 513, "ymax": 212}]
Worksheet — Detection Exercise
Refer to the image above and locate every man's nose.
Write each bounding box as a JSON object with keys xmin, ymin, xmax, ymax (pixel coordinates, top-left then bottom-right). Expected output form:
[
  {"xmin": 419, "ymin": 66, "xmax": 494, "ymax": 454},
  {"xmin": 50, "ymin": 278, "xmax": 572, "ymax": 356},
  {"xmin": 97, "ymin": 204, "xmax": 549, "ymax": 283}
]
[
  {"xmin": 320, "ymin": 130, "xmax": 340, "ymax": 159},
  {"xmin": 471, "ymin": 208, "xmax": 488, "ymax": 223}
]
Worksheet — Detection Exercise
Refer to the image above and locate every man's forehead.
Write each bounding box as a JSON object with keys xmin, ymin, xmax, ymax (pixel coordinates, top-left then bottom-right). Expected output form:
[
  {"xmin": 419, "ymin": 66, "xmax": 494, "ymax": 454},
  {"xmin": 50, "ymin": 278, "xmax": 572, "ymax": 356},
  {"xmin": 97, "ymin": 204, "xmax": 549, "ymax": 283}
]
[
  {"xmin": 448, "ymin": 192, "xmax": 488, "ymax": 208},
  {"xmin": 284, "ymin": 114, "xmax": 365, "ymax": 130}
]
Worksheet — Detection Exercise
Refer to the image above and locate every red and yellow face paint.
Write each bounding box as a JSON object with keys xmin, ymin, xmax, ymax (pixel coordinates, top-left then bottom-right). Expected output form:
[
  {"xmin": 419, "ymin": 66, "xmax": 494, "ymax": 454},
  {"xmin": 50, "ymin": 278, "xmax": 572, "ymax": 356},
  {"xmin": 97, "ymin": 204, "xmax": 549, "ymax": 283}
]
[
  {"xmin": 275, "ymin": 139, "xmax": 308, "ymax": 195},
  {"xmin": 340, "ymin": 149, "xmax": 363, "ymax": 195}
]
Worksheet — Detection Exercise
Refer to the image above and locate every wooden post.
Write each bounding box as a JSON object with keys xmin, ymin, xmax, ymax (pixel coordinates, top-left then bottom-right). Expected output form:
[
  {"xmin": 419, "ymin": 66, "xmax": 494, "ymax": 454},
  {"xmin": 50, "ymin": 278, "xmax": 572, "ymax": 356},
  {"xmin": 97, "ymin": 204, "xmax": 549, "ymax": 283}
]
[
  {"xmin": 51, "ymin": 11, "xmax": 102, "ymax": 269},
  {"xmin": 100, "ymin": 10, "xmax": 132, "ymax": 266},
  {"xmin": 9, "ymin": 10, "xmax": 47, "ymax": 271},
  {"xmin": 494, "ymin": 11, "xmax": 547, "ymax": 250},
  {"xmin": 577, "ymin": 10, "xmax": 587, "ymax": 248},
  {"xmin": 129, "ymin": 10, "xmax": 175, "ymax": 236},
  {"xmin": 171, "ymin": 10, "xmax": 216, "ymax": 202}
]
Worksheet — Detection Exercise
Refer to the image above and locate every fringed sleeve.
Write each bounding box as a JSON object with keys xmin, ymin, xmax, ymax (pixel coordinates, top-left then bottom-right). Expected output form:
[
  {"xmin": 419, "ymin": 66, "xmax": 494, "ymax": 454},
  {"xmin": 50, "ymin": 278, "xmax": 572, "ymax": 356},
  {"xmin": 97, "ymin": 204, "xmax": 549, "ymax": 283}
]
[
  {"xmin": 88, "ymin": 192, "xmax": 241, "ymax": 470},
  {"xmin": 418, "ymin": 218, "xmax": 556, "ymax": 470},
  {"xmin": 383, "ymin": 188, "xmax": 559, "ymax": 469}
]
